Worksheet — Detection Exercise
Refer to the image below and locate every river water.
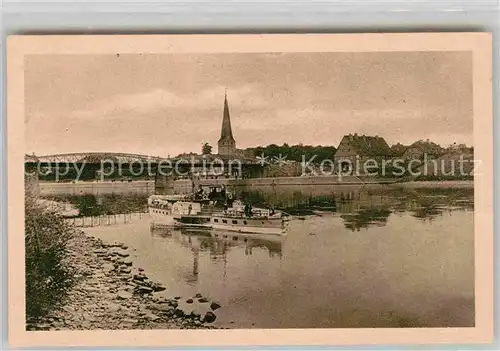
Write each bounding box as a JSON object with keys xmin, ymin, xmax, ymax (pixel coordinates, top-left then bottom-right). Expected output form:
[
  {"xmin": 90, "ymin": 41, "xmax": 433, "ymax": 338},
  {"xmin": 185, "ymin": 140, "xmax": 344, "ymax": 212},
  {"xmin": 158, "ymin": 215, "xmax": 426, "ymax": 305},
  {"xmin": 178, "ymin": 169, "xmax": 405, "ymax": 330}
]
[{"xmin": 84, "ymin": 185, "xmax": 474, "ymax": 329}]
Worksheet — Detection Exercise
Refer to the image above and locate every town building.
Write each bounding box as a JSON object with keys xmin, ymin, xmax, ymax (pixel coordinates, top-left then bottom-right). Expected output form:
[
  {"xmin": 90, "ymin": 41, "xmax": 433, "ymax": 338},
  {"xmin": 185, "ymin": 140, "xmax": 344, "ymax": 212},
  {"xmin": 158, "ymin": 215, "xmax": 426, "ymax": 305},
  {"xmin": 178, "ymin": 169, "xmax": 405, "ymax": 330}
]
[
  {"xmin": 445, "ymin": 142, "xmax": 473, "ymax": 154},
  {"xmin": 390, "ymin": 143, "xmax": 409, "ymax": 158},
  {"xmin": 401, "ymin": 139, "xmax": 444, "ymax": 160},
  {"xmin": 334, "ymin": 134, "xmax": 392, "ymax": 173}
]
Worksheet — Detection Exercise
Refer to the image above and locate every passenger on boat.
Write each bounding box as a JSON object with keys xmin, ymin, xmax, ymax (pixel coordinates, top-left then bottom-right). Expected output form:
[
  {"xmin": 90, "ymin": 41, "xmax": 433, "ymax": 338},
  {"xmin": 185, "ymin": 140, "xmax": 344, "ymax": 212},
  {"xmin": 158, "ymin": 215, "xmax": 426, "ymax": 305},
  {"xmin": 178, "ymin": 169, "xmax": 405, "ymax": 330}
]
[
  {"xmin": 194, "ymin": 185, "xmax": 205, "ymax": 200},
  {"xmin": 209, "ymin": 187, "xmax": 215, "ymax": 197},
  {"xmin": 196, "ymin": 185, "xmax": 204, "ymax": 195},
  {"xmin": 244, "ymin": 203, "xmax": 253, "ymax": 217}
]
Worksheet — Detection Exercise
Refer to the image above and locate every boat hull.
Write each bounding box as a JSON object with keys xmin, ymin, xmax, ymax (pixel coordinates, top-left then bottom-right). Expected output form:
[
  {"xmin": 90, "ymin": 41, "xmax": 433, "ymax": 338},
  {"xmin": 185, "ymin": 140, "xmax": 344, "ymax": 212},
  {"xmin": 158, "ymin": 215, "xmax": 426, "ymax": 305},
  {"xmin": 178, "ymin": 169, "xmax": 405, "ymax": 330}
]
[
  {"xmin": 174, "ymin": 215, "xmax": 212, "ymax": 228},
  {"xmin": 149, "ymin": 208, "xmax": 175, "ymax": 227},
  {"xmin": 210, "ymin": 216, "xmax": 289, "ymax": 235},
  {"xmin": 171, "ymin": 214, "xmax": 289, "ymax": 235}
]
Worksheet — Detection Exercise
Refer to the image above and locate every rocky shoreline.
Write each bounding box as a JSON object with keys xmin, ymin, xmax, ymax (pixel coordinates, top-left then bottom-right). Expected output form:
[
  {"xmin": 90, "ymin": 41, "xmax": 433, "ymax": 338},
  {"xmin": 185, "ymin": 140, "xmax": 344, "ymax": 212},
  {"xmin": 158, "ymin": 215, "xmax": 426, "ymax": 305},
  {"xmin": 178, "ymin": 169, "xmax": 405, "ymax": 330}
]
[{"xmin": 27, "ymin": 230, "xmax": 224, "ymax": 330}]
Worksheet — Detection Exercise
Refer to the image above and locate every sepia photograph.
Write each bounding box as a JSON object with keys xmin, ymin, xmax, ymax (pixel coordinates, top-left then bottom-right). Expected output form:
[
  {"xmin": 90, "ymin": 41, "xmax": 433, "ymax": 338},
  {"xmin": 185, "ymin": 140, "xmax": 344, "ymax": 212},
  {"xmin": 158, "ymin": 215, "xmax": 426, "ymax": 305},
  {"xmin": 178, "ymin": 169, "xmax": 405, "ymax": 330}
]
[{"xmin": 7, "ymin": 33, "xmax": 493, "ymax": 347}]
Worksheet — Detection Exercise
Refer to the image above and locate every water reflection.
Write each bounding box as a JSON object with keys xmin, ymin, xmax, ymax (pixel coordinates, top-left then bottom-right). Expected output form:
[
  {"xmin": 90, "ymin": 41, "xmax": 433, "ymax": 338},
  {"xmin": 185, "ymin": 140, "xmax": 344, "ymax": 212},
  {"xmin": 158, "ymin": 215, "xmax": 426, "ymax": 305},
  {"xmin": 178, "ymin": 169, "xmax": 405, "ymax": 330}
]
[
  {"xmin": 392, "ymin": 188, "xmax": 474, "ymax": 221},
  {"xmin": 340, "ymin": 208, "xmax": 392, "ymax": 231},
  {"xmin": 333, "ymin": 187, "xmax": 473, "ymax": 228},
  {"xmin": 238, "ymin": 186, "xmax": 473, "ymax": 229},
  {"xmin": 43, "ymin": 193, "xmax": 148, "ymax": 216},
  {"xmin": 164, "ymin": 229, "xmax": 284, "ymax": 257}
]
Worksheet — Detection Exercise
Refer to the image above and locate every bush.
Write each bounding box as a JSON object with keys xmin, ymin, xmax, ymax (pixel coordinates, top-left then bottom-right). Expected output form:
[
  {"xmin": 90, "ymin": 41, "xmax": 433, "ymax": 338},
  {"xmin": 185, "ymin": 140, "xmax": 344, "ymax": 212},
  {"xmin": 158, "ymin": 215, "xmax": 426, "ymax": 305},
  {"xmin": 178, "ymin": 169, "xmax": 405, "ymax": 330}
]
[{"xmin": 25, "ymin": 194, "xmax": 75, "ymax": 320}]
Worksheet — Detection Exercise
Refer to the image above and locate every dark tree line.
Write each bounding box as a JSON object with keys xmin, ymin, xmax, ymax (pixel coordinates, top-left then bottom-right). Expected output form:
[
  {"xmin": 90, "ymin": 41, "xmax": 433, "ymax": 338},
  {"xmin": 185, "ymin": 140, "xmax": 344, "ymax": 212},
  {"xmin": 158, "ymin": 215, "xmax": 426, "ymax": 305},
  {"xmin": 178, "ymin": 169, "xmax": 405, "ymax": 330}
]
[{"xmin": 246, "ymin": 143, "xmax": 336, "ymax": 163}]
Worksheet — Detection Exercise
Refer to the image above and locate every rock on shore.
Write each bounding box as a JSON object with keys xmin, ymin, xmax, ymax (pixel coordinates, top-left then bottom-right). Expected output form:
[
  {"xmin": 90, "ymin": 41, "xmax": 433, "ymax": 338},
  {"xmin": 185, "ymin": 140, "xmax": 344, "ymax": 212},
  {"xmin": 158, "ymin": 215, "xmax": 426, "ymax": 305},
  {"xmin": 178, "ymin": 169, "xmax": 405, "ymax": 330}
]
[{"xmin": 26, "ymin": 230, "xmax": 224, "ymax": 330}]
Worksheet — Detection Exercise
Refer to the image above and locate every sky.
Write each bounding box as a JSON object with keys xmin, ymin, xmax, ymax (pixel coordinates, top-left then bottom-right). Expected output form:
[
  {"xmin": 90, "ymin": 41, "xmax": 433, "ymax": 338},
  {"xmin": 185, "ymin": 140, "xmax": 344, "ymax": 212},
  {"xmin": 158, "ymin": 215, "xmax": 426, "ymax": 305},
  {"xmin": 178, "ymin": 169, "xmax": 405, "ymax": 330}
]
[{"xmin": 25, "ymin": 51, "xmax": 473, "ymax": 157}]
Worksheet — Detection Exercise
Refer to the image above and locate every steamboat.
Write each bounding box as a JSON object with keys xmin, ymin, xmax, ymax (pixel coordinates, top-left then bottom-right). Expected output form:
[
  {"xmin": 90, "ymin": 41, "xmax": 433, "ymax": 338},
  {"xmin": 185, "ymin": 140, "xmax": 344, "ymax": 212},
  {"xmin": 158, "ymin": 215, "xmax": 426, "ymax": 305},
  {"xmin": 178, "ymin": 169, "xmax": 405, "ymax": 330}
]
[{"xmin": 148, "ymin": 185, "xmax": 291, "ymax": 235}]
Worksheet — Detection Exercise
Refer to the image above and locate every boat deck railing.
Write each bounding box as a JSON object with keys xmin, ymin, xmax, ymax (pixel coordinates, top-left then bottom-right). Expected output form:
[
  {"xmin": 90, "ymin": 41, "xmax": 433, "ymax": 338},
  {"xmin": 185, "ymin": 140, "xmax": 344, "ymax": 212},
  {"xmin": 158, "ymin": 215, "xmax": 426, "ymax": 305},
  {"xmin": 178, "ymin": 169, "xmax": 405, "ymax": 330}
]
[{"xmin": 213, "ymin": 209, "xmax": 286, "ymax": 220}]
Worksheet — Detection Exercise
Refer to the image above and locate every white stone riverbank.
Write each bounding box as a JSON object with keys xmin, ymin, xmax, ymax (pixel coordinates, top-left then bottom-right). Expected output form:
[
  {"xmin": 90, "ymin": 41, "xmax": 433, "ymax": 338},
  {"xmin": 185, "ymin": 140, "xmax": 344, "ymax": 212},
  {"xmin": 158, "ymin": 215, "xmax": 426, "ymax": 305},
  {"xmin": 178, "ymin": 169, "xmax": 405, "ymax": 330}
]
[{"xmin": 27, "ymin": 230, "xmax": 223, "ymax": 330}]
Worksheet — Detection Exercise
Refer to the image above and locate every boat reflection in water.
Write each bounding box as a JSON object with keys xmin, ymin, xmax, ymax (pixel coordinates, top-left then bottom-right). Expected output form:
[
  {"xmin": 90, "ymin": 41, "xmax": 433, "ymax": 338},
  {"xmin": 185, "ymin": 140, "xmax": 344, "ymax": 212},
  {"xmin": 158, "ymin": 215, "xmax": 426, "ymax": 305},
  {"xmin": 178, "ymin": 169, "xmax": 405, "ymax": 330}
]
[
  {"xmin": 172, "ymin": 228, "xmax": 284, "ymax": 258},
  {"xmin": 149, "ymin": 225, "xmax": 175, "ymax": 238},
  {"xmin": 150, "ymin": 226, "xmax": 284, "ymax": 283}
]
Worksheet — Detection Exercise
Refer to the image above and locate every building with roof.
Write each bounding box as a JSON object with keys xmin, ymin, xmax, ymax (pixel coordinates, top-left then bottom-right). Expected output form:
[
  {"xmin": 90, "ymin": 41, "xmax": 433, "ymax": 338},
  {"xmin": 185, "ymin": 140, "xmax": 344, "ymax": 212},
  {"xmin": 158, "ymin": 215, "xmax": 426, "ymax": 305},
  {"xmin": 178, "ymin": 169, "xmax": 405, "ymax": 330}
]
[
  {"xmin": 390, "ymin": 143, "xmax": 409, "ymax": 158},
  {"xmin": 334, "ymin": 134, "xmax": 392, "ymax": 173},
  {"xmin": 401, "ymin": 139, "xmax": 444, "ymax": 160}
]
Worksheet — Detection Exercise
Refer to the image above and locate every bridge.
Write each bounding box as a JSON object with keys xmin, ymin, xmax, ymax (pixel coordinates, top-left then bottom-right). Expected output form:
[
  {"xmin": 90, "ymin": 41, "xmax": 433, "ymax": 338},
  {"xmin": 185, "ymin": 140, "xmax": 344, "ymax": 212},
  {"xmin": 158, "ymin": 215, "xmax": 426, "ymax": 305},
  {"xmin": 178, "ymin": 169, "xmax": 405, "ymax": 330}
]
[
  {"xmin": 24, "ymin": 152, "xmax": 264, "ymax": 186},
  {"xmin": 25, "ymin": 152, "xmax": 170, "ymax": 164},
  {"xmin": 25, "ymin": 152, "xmax": 259, "ymax": 165}
]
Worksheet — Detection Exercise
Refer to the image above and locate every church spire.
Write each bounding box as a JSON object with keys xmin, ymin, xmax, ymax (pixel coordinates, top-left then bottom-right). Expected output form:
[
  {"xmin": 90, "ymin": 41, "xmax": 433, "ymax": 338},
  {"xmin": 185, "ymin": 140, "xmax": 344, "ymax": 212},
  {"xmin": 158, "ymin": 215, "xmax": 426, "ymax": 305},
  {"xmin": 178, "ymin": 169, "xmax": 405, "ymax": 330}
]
[
  {"xmin": 219, "ymin": 90, "xmax": 235, "ymax": 142},
  {"xmin": 218, "ymin": 90, "xmax": 236, "ymax": 155}
]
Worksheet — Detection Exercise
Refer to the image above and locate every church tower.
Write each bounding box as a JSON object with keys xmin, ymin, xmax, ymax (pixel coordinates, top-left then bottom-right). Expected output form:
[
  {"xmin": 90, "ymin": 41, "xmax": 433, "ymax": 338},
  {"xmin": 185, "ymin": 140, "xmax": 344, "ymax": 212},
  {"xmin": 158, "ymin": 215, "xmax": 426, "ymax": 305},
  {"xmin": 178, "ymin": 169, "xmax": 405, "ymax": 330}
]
[{"xmin": 217, "ymin": 90, "xmax": 236, "ymax": 156}]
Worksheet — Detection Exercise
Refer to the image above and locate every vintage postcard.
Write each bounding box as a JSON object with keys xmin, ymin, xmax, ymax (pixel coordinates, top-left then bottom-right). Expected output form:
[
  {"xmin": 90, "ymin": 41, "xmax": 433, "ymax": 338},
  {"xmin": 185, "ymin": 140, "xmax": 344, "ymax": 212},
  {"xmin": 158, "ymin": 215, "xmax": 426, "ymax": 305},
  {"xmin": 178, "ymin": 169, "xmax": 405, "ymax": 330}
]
[{"xmin": 7, "ymin": 33, "xmax": 493, "ymax": 347}]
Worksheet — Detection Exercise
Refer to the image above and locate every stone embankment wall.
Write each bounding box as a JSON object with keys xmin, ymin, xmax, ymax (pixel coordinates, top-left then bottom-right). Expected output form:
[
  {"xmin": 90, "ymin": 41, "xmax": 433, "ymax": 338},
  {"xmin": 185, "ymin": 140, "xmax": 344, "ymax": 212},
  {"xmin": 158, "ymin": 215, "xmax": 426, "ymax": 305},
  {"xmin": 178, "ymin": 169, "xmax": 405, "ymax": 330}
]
[
  {"xmin": 39, "ymin": 181, "xmax": 155, "ymax": 196},
  {"xmin": 37, "ymin": 176, "xmax": 398, "ymax": 197},
  {"xmin": 172, "ymin": 175, "xmax": 395, "ymax": 194}
]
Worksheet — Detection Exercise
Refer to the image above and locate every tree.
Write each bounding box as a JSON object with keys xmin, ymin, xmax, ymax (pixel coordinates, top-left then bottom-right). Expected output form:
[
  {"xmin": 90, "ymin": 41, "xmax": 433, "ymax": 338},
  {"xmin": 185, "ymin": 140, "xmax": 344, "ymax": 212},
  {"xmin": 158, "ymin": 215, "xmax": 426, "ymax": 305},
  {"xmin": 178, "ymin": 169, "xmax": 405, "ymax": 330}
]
[
  {"xmin": 247, "ymin": 144, "xmax": 336, "ymax": 163},
  {"xmin": 202, "ymin": 143, "xmax": 212, "ymax": 155}
]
